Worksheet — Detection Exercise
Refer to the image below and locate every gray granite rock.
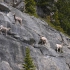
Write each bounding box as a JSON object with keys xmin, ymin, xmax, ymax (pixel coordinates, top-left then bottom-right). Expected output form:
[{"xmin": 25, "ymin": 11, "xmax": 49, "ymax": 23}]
[{"xmin": 0, "ymin": 2, "xmax": 70, "ymax": 70}]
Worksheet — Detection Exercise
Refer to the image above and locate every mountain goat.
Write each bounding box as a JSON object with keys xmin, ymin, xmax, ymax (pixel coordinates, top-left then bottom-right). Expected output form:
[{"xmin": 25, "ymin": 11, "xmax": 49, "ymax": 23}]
[
  {"xmin": 38, "ymin": 36, "xmax": 47, "ymax": 45},
  {"xmin": 0, "ymin": 25, "xmax": 11, "ymax": 36},
  {"xmin": 13, "ymin": 13, "xmax": 22, "ymax": 25},
  {"xmin": 56, "ymin": 43, "xmax": 63, "ymax": 53}
]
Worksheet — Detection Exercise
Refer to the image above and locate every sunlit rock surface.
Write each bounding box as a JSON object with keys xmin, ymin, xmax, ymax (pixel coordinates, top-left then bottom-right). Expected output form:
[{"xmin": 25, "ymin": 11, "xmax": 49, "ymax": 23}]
[{"xmin": 0, "ymin": 2, "xmax": 70, "ymax": 70}]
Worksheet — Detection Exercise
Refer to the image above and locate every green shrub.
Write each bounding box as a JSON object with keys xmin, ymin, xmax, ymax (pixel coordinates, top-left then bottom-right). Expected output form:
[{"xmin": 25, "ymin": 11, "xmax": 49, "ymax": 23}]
[
  {"xmin": 25, "ymin": 0, "xmax": 36, "ymax": 15},
  {"xmin": 23, "ymin": 47, "xmax": 35, "ymax": 70}
]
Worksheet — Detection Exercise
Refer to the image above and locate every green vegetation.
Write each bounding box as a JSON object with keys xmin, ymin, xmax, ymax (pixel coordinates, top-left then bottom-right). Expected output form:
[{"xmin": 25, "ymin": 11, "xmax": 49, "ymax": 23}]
[
  {"xmin": 25, "ymin": 0, "xmax": 36, "ymax": 16},
  {"xmin": 36, "ymin": 0, "xmax": 70, "ymax": 36},
  {"xmin": 23, "ymin": 47, "xmax": 35, "ymax": 70},
  {"xmin": 24, "ymin": 0, "xmax": 70, "ymax": 36},
  {"xmin": 55, "ymin": 0, "xmax": 70, "ymax": 35}
]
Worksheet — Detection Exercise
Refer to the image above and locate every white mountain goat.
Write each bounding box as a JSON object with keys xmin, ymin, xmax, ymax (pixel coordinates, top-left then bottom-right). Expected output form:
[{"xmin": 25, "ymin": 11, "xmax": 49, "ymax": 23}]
[
  {"xmin": 38, "ymin": 36, "xmax": 47, "ymax": 45},
  {"xmin": 56, "ymin": 43, "xmax": 63, "ymax": 53},
  {"xmin": 13, "ymin": 13, "xmax": 22, "ymax": 25},
  {"xmin": 0, "ymin": 25, "xmax": 11, "ymax": 36}
]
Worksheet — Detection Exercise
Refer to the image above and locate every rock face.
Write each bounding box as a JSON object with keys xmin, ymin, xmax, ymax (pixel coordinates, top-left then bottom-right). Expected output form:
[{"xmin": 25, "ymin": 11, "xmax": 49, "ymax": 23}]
[
  {"xmin": 0, "ymin": 3, "xmax": 70, "ymax": 70},
  {"xmin": 0, "ymin": 3, "xmax": 10, "ymax": 12},
  {"xmin": 4, "ymin": 0, "xmax": 25, "ymax": 11}
]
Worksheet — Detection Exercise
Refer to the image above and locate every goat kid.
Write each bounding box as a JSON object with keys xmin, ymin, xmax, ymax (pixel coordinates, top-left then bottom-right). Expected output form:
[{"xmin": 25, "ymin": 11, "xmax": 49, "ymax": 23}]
[
  {"xmin": 13, "ymin": 13, "xmax": 22, "ymax": 25},
  {"xmin": 39, "ymin": 36, "xmax": 47, "ymax": 45},
  {"xmin": 56, "ymin": 43, "xmax": 63, "ymax": 53},
  {"xmin": 0, "ymin": 25, "xmax": 11, "ymax": 36}
]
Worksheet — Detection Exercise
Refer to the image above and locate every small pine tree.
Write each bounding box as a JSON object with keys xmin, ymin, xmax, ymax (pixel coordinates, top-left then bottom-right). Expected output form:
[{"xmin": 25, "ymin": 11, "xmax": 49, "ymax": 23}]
[
  {"xmin": 23, "ymin": 47, "xmax": 35, "ymax": 70},
  {"xmin": 25, "ymin": 0, "xmax": 36, "ymax": 15}
]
